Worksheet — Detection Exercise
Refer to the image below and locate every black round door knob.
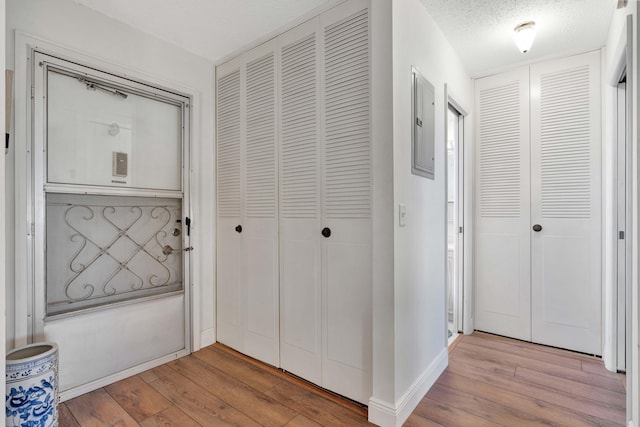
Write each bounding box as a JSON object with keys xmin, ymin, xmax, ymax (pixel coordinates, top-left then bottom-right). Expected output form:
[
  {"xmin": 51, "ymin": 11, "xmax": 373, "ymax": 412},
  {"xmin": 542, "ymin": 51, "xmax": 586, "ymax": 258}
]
[
  {"xmin": 321, "ymin": 227, "xmax": 331, "ymax": 238},
  {"xmin": 532, "ymin": 224, "xmax": 542, "ymax": 232},
  {"xmin": 235, "ymin": 225, "xmax": 243, "ymax": 233}
]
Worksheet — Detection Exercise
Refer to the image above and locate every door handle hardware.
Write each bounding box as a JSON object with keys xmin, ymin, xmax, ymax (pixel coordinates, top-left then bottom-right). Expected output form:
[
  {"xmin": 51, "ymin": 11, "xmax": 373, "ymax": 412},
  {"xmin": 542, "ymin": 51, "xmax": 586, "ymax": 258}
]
[
  {"xmin": 321, "ymin": 227, "xmax": 331, "ymax": 238},
  {"xmin": 532, "ymin": 224, "xmax": 542, "ymax": 232},
  {"xmin": 235, "ymin": 225, "xmax": 243, "ymax": 233},
  {"xmin": 185, "ymin": 217, "xmax": 191, "ymax": 236}
]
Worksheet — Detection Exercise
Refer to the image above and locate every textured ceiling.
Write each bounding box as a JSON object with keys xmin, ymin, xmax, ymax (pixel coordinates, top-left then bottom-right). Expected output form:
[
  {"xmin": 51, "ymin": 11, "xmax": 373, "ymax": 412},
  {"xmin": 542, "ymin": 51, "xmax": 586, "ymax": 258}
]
[
  {"xmin": 73, "ymin": 0, "xmax": 337, "ymax": 62},
  {"xmin": 419, "ymin": 0, "xmax": 616, "ymax": 77},
  {"xmin": 75, "ymin": 0, "xmax": 616, "ymax": 75}
]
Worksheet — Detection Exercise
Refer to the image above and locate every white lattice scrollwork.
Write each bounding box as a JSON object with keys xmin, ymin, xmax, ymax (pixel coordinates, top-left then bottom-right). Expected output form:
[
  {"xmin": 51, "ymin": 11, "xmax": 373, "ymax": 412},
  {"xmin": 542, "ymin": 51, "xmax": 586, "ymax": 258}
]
[{"xmin": 46, "ymin": 193, "xmax": 183, "ymax": 315}]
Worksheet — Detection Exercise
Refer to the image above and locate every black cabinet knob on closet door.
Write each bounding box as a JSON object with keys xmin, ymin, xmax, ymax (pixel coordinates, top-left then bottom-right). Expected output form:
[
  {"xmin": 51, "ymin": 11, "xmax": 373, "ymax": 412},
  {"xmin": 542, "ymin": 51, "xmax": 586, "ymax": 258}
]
[
  {"xmin": 235, "ymin": 225, "xmax": 243, "ymax": 233},
  {"xmin": 321, "ymin": 227, "xmax": 331, "ymax": 238},
  {"xmin": 532, "ymin": 224, "xmax": 542, "ymax": 232}
]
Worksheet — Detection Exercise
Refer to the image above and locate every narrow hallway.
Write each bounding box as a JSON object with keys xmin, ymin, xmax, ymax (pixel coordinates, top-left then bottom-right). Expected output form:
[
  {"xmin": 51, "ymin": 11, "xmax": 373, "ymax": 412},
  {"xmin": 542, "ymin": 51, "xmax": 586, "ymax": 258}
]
[{"xmin": 406, "ymin": 332, "xmax": 626, "ymax": 426}]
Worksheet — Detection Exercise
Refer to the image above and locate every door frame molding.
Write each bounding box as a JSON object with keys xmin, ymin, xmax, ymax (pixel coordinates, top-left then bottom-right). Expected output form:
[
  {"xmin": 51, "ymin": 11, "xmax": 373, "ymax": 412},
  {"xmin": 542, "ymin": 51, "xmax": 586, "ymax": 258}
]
[
  {"xmin": 444, "ymin": 84, "xmax": 472, "ymax": 337},
  {"xmin": 604, "ymin": 14, "xmax": 634, "ymax": 425}
]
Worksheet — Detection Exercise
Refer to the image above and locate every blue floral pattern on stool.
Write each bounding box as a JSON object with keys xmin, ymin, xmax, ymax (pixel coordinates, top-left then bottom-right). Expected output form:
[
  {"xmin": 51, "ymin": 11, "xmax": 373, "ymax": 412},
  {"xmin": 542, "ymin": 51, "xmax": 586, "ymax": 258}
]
[
  {"xmin": 6, "ymin": 377, "xmax": 56, "ymax": 427},
  {"xmin": 6, "ymin": 345, "xmax": 58, "ymax": 427}
]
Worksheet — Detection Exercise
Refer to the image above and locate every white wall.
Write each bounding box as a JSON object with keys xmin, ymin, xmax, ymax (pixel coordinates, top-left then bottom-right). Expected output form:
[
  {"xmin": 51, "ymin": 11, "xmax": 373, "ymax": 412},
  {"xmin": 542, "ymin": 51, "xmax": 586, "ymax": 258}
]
[
  {"xmin": 382, "ymin": 0, "xmax": 472, "ymax": 423},
  {"xmin": 369, "ymin": 0, "xmax": 396, "ymax": 414},
  {"xmin": 1, "ymin": 0, "xmax": 7, "ymax": 396},
  {"xmin": 5, "ymin": 0, "xmax": 216, "ymax": 349},
  {"xmin": 604, "ymin": 3, "xmax": 638, "ymax": 426},
  {"xmin": 603, "ymin": 2, "xmax": 640, "ymax": 426}
]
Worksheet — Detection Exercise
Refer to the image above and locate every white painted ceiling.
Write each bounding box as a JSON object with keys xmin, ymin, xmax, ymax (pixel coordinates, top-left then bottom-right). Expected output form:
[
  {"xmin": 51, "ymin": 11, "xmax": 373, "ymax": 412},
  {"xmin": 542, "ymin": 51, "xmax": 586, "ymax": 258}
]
[
  {"xmin": 75, "ymin": 0, "xmax": 616, "ymax": 75},
  {"xmin": 419, "ymin": 0, "xmax": 616, "ymax": 77},
  {"xmin": 73, "ymin": 0, "xmax": 337, "ymax": 62}
]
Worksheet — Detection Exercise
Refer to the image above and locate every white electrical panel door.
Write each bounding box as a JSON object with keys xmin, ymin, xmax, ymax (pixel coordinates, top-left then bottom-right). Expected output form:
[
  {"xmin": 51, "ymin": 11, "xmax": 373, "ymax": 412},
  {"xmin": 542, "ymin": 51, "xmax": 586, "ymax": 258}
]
[
  {"xmin": 279, "ymin": 21, "xmax": 323, "ymax": 385},
  {"xmin": 530, "ymin": 51, "xmax": 602, "ymax": 354},
  {"xmin": 474, "ymin": 67, "xmax": 532, "ymax": 341},
  {"xmin": 320, "ymin": 3, "xmax": 372, "ymax": 405}
]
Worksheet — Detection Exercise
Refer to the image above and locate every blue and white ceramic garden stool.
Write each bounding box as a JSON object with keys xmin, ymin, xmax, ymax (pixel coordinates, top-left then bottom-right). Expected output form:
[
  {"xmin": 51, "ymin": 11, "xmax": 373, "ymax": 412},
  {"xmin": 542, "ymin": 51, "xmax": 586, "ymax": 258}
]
[{"xmin": 6, "ymin": 342, "xmax": 59, "ymax": 427}]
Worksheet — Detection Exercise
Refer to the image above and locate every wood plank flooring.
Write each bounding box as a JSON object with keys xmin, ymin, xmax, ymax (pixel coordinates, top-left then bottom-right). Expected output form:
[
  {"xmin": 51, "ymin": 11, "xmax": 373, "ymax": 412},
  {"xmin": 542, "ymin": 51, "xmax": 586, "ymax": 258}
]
[
  {"xmin": 59, "ymin": 333, "xmax": 626, "ymax": 426},
  {"xmin": 407, "ymin": 332, "xmax": 627, "ymax": 427}
]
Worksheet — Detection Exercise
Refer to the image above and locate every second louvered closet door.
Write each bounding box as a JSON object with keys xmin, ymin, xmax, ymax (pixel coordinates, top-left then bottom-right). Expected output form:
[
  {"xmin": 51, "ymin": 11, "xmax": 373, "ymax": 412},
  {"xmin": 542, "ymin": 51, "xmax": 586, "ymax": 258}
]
[
  {"xmin": 215, "ymin": 41, "xmax": 280, "ymax": 367},
  {"xmin": 278, "ymin": 2, "xmax": 372, "ymax": 405},
  {"xmin": 216, "ymin": 0, "xmax": 372, "ymax": 405},
  {"xmin": 279, "ymin": 20, "xmax": 323, "ymax": 386},
  {"xmin": 319, "ymin": 4, "xmax": 371, "ymax": 404},
  {"xmin": 474, "ymin": 67, "xmax": 531, "ymax": 341},
  {"xmin": 474, "ymin": 51, "xmax": 601, "ymax": 355},
  {"xmin": 530, "ymin": 51, "xmax": 601, "ymax": 355}
]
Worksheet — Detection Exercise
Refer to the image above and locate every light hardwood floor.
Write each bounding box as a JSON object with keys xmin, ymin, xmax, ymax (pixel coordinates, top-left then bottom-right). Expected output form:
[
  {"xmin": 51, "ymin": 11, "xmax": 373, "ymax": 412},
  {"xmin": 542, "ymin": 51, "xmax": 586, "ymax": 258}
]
[{"xmin": 59, "ymin": 333, "xmax": 626, "ymax": 426}]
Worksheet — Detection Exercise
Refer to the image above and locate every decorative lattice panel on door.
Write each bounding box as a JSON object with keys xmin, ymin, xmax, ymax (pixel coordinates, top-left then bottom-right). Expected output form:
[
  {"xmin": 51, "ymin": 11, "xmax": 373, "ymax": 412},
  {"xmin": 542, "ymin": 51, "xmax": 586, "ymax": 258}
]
[{"xmin": 46, "ymin": 193, "xmax": 182, "ymax": 315}]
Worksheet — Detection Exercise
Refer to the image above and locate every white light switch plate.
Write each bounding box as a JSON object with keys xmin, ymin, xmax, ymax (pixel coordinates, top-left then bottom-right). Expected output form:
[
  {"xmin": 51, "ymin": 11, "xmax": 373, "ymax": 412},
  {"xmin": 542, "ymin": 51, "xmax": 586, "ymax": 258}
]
[{"xmin": 399, "ymin": 203, "xmax": 407, "ymax": 227}]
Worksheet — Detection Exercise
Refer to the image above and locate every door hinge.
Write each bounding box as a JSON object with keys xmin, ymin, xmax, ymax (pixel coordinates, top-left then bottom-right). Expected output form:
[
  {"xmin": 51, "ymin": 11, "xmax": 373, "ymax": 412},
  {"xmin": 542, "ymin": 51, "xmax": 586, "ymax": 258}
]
[
  {"xmin": 619, "ymin": 230, "xmax": 625, "ymax": 240},
  {"xmin": 459, "ymin": 226, "xmax": 463, "ymax": 234},
  {"xmin": 30, "ymin": 86, "xmax": 35, "ymax": 100}
]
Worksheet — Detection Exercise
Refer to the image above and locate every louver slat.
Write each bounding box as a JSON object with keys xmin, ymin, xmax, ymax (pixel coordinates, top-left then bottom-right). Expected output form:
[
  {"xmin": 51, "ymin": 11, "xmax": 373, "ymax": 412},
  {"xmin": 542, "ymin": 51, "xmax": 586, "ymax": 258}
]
[
  {"xmin": 540, "ymin": 65, "xmax": 591, "ymax": 219},
  {"xmin": 246, "ymin": 54, "xmax": 277, "ymax": 218},
  {"xmin": 281, "ymin": 34, "xmax": 318, "ymax": 219},
  {"xmin": 323, "ymin": 9, "xmax": 370, "ymax": 219},
  {"xmin": 217, "ymin": 70, "xmax": 241, "ymax": 218},
  {"xmin": 479, "ymin": 81, "xmax": 521, "ymax": 218}
]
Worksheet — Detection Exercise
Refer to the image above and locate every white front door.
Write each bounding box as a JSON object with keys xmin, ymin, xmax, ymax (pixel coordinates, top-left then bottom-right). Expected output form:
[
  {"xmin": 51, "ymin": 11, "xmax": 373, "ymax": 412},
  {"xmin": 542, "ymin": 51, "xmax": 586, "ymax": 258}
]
[{"xmin": 33, "ymin": 52, "xmax": 191, "ymax": 397}]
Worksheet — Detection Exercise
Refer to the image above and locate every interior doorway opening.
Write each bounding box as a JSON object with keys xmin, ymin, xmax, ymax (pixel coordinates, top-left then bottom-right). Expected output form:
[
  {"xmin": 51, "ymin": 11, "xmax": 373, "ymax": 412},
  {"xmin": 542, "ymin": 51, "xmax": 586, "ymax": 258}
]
[
  {"xmin": 615, "ymin": 71, "xmax": 629, "ymax": 373},
  {"xmin": 447, "ymin": 103, "xmax": 464, "ymax": 345}
]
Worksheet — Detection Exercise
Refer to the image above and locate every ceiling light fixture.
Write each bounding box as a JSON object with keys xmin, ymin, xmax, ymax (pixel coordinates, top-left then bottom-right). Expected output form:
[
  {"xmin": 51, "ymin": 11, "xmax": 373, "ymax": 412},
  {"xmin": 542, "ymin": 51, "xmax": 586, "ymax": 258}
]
[{"xmin": 513, "ymin": 21, "xmax": 536, "ymax": 53}]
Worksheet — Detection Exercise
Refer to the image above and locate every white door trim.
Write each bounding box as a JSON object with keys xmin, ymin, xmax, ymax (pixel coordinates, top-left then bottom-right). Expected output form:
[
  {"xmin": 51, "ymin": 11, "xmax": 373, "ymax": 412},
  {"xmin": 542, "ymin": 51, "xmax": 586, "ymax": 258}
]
[{"xmin": 444, "ymin": 83, "xmax": 471, "ymax": 338}]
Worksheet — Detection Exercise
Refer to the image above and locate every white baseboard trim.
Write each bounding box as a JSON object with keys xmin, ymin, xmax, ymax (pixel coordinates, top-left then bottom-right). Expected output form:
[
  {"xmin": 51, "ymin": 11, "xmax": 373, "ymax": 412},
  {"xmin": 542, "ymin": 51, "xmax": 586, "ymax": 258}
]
[
  {"xmin": 58, "ymin": 349, "xmax": 188, "ymax": 402},
  {"xmin": 368, "ymin": 348, "xmax": 448, "ymax": 427},
  {"xmin": 200, "ymin": 328, "xmax": 216, "ymax": 348}
]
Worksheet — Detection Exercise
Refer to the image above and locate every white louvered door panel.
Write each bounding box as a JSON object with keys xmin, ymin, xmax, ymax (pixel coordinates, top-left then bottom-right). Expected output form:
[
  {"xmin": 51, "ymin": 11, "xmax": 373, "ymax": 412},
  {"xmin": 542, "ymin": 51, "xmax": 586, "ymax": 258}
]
[
  {"xmin": 530, "ymin": 51, "xmax": 601, "ymax": 354},
  {"xmin": 243, "ymin": 43, "xmax": 279, "ymax": 366},
  {"xmin": 320, "ymin": 1, "xmax": 372, "ymax": 405},
  {"xmin": 278, "ymin": 20, "xmax": 322, "ymax": 384},
  {"xmin": 474, "ymin": 67, "xmax": 531, "ymax": 341},
  {"xmin": 216, "ymin": 61, "xmax": 244, "ymax": 351}
]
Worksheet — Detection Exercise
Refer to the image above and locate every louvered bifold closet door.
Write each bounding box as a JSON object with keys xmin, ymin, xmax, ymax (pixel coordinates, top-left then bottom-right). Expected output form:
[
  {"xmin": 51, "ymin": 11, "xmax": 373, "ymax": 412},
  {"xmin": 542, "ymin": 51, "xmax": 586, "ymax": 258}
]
[
  {"xmin": 474, "ymin": 67, "xmax": 532, "ymax": 341},
  {"xmin": 278, "ymin": 21, "xmax": 323, "ymax": 385},
  {"xmin": 243, "ymin": 43, "xmax": 279, "ymax": 366},
  {"xmin": 319, "ymin": 0, "xmax": 372, "ymax": 405},
  {"xmin": 216, "ymin": 61, "xmax": 244, "ymax": 350},
  {"xmin": 530, "ymin": 51, "xmax": 601, "ymax": 355}
]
